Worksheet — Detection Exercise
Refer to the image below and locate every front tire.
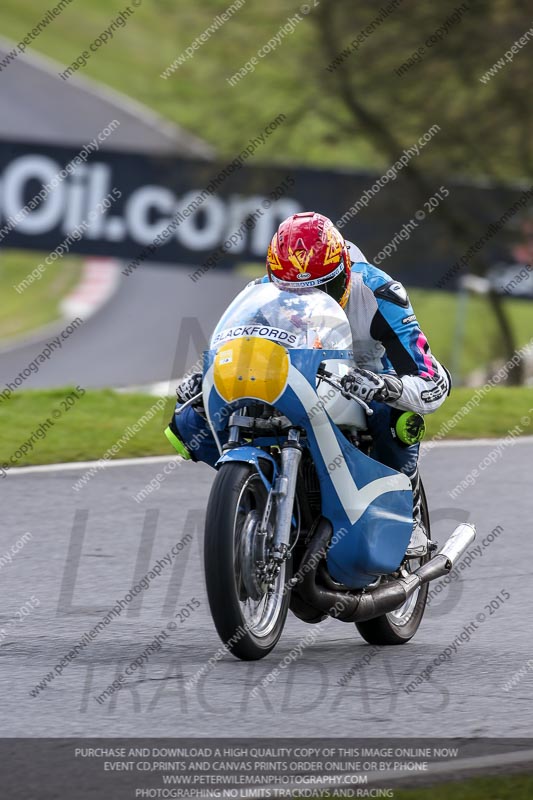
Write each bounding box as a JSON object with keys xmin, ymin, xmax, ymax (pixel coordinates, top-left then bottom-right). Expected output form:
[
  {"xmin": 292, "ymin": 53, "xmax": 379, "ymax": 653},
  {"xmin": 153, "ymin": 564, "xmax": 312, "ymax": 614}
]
[
  {"xmin": 204, "ymin": 462, "xmax": 291, "ymax": 660},
  {"xmin": 355, "ymin": 481, "xmax": 431, "ymax": 645}
]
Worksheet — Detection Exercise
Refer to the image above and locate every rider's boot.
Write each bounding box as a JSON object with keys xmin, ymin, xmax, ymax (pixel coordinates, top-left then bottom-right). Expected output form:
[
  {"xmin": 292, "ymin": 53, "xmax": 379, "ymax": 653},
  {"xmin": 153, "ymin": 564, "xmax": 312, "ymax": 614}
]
[
  {"xmin": 405, "ymin": 468, "xmax": 428, "ymax": 558},
  {"xmin": 164, "ymin": 417, "xmax": 192, "ymax": 460}
]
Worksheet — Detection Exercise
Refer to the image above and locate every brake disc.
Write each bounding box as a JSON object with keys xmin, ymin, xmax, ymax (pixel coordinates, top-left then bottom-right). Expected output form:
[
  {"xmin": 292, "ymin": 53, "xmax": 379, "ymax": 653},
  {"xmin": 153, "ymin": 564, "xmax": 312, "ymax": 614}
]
[{"xmin": 239, "ymin": 510, "xmax": 270, "ymax": 601}]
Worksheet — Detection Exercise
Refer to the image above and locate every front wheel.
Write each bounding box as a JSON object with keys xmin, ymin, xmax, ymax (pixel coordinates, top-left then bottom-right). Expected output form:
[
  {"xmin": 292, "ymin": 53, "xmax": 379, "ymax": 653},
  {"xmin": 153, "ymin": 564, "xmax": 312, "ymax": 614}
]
[
  {"xmin": 204, "ymin": 462, "xmax": 291, "ymax": 660},
  {"xmin": 355, "ymin": 481, "xmax": 431, "ymax": 645}
]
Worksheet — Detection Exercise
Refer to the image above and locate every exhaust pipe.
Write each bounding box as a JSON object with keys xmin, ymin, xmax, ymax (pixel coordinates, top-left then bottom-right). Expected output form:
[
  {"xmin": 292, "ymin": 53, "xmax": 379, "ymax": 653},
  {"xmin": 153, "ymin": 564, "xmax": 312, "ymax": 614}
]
[{"xmin": 297, "ymin": 519, "xmax": 476, "ymax": 623}]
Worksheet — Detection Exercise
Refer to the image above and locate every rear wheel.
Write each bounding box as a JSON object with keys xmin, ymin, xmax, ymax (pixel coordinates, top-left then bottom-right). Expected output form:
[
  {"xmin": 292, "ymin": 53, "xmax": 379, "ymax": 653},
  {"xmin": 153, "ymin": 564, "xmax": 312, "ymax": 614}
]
[
  {"xmin": 204, "ymin": 462, "xmax": 291, "ymax": 660},
  {"xmin": 355, "ymin": 481, "xmax": 431, "ymax": 645}
]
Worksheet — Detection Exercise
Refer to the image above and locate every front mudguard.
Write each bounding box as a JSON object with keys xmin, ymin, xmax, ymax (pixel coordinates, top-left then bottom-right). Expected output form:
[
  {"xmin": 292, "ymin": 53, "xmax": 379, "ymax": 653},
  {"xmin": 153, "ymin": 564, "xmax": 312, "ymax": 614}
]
[{"xmin": 215, "ymin": 446, "xmax": 278, "ymax": 493}]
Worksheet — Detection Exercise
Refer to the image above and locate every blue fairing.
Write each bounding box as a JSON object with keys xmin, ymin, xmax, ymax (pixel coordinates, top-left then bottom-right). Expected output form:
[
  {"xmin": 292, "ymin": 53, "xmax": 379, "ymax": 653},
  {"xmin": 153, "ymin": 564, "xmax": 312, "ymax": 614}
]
[{"xmin": 204, "ymin": 347, "xmax": 412, "ymax": 590}]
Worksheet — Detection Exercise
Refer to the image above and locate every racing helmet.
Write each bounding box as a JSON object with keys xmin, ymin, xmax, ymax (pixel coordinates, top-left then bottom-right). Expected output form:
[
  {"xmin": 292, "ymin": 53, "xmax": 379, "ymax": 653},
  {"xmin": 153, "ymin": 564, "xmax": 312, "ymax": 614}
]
[{"xmin": 266, "ymin": 212, "xmax": 351, "ymax": 308}]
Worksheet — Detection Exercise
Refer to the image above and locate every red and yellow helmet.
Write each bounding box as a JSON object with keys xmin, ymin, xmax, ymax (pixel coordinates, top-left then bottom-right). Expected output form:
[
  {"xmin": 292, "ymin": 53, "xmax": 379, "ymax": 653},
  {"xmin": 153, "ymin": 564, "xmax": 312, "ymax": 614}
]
[{"xmin": 266, "ymin": 212, "xmax": 351, "ymax": 308}]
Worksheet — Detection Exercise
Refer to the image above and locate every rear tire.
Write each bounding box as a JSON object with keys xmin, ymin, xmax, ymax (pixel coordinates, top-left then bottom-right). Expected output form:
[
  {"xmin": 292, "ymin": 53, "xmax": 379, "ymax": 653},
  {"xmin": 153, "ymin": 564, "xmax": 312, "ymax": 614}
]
[
  {"xmin": 355, "ymin": 481, "xmax": 431, "ymax": 645},
  {"xmin": 204, "ymin": 462, "xmax": 291, "ymax": 660}
]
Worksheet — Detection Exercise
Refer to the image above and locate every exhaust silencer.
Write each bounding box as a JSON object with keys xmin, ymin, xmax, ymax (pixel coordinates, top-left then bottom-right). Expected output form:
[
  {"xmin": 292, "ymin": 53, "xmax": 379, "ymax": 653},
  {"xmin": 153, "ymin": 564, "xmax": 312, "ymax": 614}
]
[
  {"xmin": 296, "ymin": 520, "xmax": 476, "ymax": 623},
  {"xmin": 414, "ymin": 522, "xmax": 476, "ymax": 585}
]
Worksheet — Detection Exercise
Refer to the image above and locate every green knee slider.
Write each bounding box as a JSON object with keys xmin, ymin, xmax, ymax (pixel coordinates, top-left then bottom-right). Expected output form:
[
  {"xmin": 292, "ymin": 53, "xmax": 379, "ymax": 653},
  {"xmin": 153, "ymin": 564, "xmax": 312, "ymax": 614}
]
[{"xmin": 394, "ymin": 411, "xmax": 426, "ymax": 446}]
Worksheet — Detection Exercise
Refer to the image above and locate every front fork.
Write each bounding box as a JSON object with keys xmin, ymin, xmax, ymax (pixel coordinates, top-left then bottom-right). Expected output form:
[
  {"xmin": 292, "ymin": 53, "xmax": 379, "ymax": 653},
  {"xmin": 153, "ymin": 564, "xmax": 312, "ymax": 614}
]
[
  {"xmin": 222, "ymin": 422, "xmax": 302, "ymax": 589},
  {"xmin": 269, "ymin": 429, "xmax": 302, "ymax": 567}
]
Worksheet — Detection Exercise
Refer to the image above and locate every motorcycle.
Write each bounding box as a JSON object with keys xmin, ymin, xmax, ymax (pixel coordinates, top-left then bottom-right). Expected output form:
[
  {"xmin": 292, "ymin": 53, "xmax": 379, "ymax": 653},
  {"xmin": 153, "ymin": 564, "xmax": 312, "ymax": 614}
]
[{"xmin": 179, "ymin": 281, "xmax": 476, "ymax": 660}]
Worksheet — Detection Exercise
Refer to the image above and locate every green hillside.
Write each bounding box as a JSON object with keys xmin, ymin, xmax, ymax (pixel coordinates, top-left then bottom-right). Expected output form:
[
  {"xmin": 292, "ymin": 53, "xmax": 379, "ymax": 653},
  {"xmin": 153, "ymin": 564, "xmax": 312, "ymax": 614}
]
[{"xmin": 0, "ymin": 0, "xmax": 374, "ymax": 167}]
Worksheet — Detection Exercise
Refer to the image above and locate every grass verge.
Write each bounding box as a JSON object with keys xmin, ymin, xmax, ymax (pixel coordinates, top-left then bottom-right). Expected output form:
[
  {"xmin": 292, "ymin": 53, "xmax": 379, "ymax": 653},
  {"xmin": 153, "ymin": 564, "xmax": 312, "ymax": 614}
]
[
  {"xmin": 405, "ymin": 289, "xmax": 532, "ymax": 385},
  {"xmin": 0, "ymin": 389, "xmax": 175, "ymax": 472},
  {"xmin": 0, "ymin": 249, "xmax": 83, "ymax": 341},
  {"xmin": 0, "ymin": 387, "xmax": 531, "ymax": 471},
  {"xmin": 390, "ymin": 772, "xmax": 533, "ymax": 800},
  {"xmin": 428, "ymin": 387, "xmax": 533, "ymax": 439}
]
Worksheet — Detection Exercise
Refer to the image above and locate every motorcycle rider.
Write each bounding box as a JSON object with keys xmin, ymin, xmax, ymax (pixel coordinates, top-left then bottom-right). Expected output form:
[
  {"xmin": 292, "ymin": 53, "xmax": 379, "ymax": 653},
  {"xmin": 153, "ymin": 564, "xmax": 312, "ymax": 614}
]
[{"xmin": 165, "ymin": 212, "xmax": 451, "ymax": 557}]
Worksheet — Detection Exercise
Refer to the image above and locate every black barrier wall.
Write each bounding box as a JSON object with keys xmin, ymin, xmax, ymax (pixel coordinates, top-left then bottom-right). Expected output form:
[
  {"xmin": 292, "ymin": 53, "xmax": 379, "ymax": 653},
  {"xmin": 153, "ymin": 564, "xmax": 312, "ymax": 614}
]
[{"xmin": 0, "ymin": 137, "xmax": 530, "ymax": 288}]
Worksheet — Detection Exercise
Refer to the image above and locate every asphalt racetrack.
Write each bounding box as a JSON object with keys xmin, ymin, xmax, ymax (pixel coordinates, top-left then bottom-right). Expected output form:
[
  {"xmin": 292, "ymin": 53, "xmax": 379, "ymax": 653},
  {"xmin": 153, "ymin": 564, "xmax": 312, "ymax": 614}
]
[
  {"xmin": 0, "ymin": 37, "xmax": 211, "ymax": 155},
  {"xmin": 0, "ymin": 268, "xmax": 248, "ymax": 389},
  {"xmin": 0, "ymin": 37, "xmax": 219, "ymax": 391},
  {"xmin": 1, "ymin": 438, "xmax": 531, "ymax": 737}
]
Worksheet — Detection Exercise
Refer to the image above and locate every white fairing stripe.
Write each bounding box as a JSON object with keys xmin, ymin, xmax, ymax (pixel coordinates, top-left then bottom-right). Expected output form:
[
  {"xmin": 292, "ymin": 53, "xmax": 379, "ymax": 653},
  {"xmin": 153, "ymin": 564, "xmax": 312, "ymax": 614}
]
[
  {"xmin": 288, "ymin": 365, "xmax": 410, "ymax": 524},
  {"xmin": 202, "ymin": 364, "xmax": 223, "ymax": 455}
]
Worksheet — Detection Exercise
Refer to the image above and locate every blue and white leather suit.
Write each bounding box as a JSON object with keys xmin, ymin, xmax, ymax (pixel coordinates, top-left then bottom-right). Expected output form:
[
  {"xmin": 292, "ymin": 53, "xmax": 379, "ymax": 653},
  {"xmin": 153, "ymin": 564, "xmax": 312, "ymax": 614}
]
[{"xmin": 171, "ymin": 242, "xmax": 450, "ymax": 475}]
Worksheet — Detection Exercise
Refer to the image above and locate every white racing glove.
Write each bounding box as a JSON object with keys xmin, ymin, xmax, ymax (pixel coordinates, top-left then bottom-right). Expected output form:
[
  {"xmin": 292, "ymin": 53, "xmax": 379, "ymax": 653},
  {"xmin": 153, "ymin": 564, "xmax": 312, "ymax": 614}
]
[
  {"xmin": 341, "ymin": 368, "xmax": 403, "ymax": 405},
  {"xmin": 176, "ymin": 372, "xmax": 205, "ymax": 415}
]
